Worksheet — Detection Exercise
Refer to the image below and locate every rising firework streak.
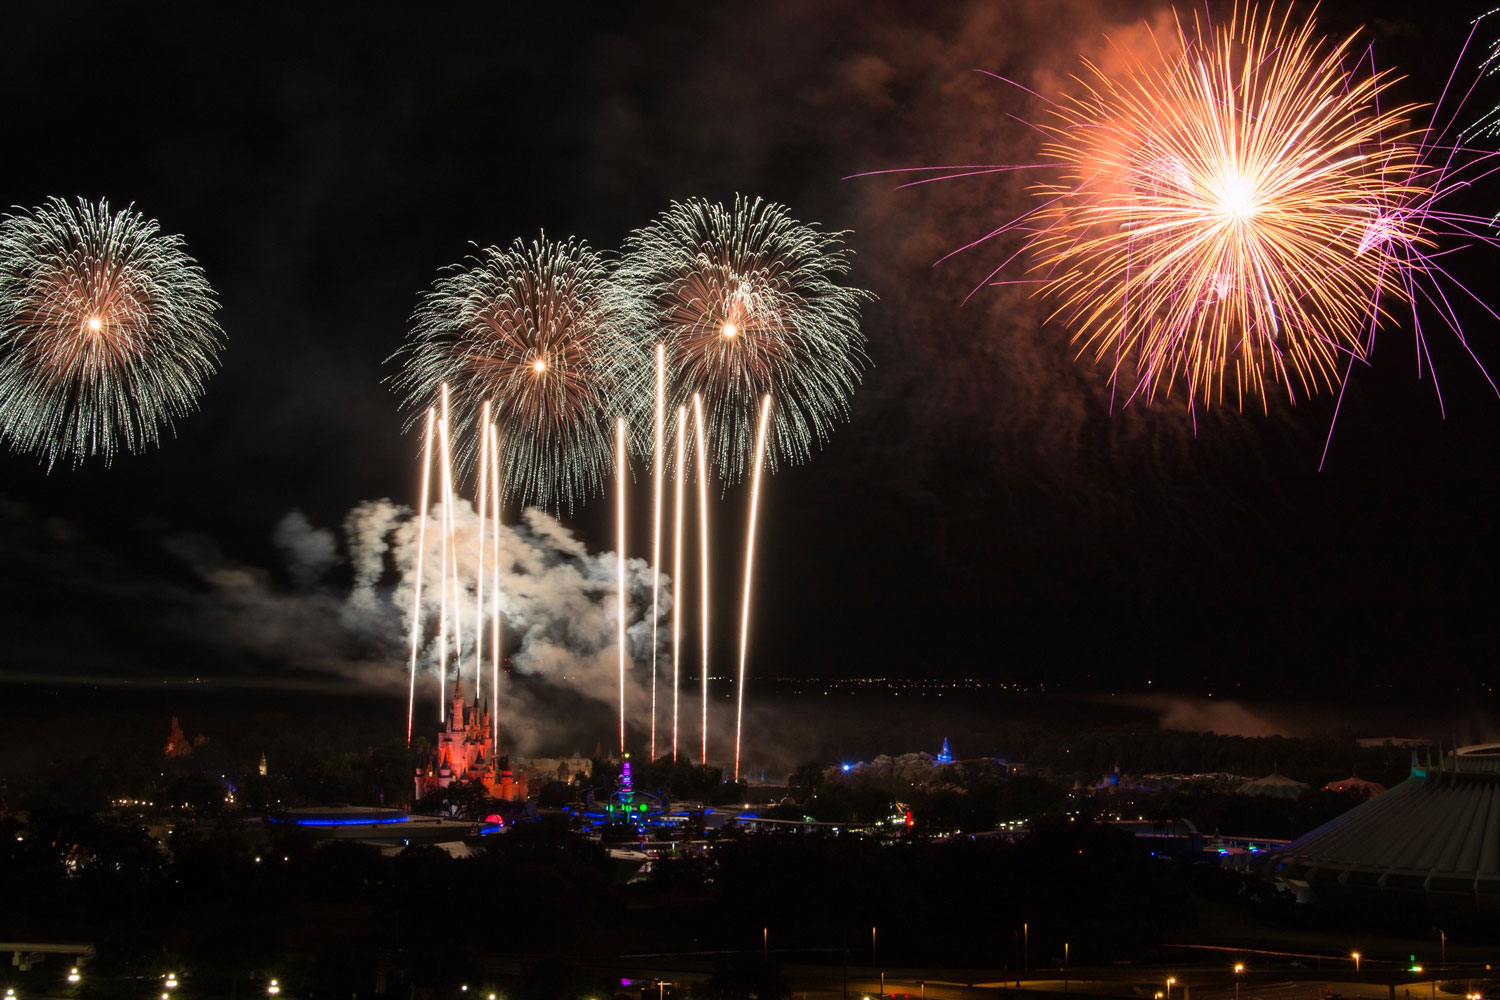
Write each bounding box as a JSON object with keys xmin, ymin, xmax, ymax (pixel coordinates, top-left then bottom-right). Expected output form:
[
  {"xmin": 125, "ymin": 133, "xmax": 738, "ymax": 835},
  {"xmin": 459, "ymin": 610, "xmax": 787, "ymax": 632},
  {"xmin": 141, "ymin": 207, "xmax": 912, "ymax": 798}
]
[
  {"xmin": 734, "ymin": 394, "xmax": 773, "ymax": 783},
  {"xmin": 671, "ymin": 404, "xmax": 686, "ymax": 762},
  {"xmin": 693, "ymin": 393, "xmax": 710, "ymax": 765},
  {"xmin": 650, "ymin": 344, "xmax": 664, "ymax": 760},
  {"xmin": 617, "ymin": 416, "xmax": 629, "ymax": 756},
  {"xmin": 403, "ymin": 396, "xmax": 509, "ymax": 744},
  {"xmin": 489, "ymin": 422, "xmax": 502, "ymax": 748},
  {"xmin": 406, "ymin": 408, "xmax": 435, "ymax": 742},
  {"xmin": 475, "ymin": 400, "xmax": 491, "ymax": 701}
]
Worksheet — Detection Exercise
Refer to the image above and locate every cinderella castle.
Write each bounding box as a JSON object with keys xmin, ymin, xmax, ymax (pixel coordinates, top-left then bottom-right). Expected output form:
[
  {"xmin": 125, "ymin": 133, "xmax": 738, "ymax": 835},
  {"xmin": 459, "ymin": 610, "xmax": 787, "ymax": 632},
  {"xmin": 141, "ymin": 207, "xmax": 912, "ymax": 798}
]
[{"xmin": 413, "ymin": 674, "xmax": 528, "ymax": 803}]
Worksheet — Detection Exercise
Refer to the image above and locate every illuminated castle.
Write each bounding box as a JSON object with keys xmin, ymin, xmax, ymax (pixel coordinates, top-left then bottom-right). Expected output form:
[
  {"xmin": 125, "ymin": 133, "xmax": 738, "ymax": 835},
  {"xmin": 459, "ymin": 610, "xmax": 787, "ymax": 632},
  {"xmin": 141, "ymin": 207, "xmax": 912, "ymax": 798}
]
[
  {"xmin": 413, "ymin": 674, "xmax": 527, "ymax": 803},
  {"xmin": 164, "ymin": 717, "xmax": 207, "ymax": 758}
]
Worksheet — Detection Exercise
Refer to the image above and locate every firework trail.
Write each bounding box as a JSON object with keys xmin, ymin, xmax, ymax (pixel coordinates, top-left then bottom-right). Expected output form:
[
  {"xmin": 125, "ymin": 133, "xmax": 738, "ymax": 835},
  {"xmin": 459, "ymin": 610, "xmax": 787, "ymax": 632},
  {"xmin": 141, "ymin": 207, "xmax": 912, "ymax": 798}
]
[
  {"xmin": 616, "ymin": 416, "xmax": 629, "ymax": 756},
  {"xmin": 489, "ymin": 422, "xmax": 502, "ymax": 747},
  {"xmin": 403, "ymin": 396, "xmax": 512, "ymax": 740},
  {"xmin": 650, "ymin": 343, "xmax": 664, "ymax": 760},
  {"xmin": 620, "ymin": 196, "xmax": 872, "ymax": 771},
  {"xmin": 871, "ymin": 6, "xmax": 1499, "ymax": 421},
  {"xmin": 693, "ymin": 393, "xmax": 711, "ymax": 765},
  {"xmin": 393, "ymin": 233, "xmax": 641, "ymax": 508},
  {"xmin": 406, "ymin": 408, "xmax": 435, "ymax": 742},
  {"xmin": 671, "ymin": 404, "xmax": 686, "ymax": 762},
  {"xmin": 0, "ymin": 197, "xmax": 222, "ymax": 467},
  {"xmin": 618, "ymin": 195, "xmax": 872, "ymax": 483},
  {"xmin": 441, "ymin": 387, "xmax": 469, "ymax": 713},
  {"xmin": 475, "ymin": 400, "xmax": 490, "ymax": 700},
  {"xmin": 1321, "ymin": 16, "xmax": 1500, "ymax": 454},
  {"xmin": 734, "ymin": 394, "xmax": 773, "ymax": 782},
  {"xmin": 436, "ymin": 410, "xmax": 455, "ymax": 720}
]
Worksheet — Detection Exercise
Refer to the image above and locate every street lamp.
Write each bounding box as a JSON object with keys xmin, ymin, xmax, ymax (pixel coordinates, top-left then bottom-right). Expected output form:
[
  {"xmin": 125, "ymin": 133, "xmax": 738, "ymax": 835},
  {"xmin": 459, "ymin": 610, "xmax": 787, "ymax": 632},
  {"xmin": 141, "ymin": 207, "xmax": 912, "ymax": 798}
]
[
  {"xmin": 1234, "ymin": 964, "xmax": 1245, "ymax": 1000},
  {"xmin": 872, "ymin": 926, "xmax": 877, "ymax": 968},
  {"xmin": 1353, "ymin": 954, "xmax": 1361, "ymax": 974},
  {"xmin": 1167, "ymin": 976, "xmax": 1177, "ymax": 1000},
  {"xmin": 1023, "ymin": 922, "xmax": 1029, "ymax": 973}
]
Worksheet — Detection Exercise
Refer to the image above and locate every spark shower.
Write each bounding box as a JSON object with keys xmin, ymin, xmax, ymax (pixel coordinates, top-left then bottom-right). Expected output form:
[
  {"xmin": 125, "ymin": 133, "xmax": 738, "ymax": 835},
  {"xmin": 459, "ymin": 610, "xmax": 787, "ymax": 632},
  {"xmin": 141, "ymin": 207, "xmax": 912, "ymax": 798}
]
[{"xmin": 394, "ymin": 199, "xmax": 871, "ymax": 779}]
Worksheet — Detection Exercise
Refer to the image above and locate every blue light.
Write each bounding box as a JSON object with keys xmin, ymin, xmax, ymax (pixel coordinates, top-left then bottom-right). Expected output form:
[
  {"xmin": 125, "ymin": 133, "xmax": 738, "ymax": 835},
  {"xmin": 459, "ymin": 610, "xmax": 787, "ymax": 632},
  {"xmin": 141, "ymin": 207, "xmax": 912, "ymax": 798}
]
[
  {"xmin": 936, "ymin": 738, "xmax": 953, "ymax": 764},
  {"xmin": 841, "ymin": 763, "xmax": 852, "ymax": 773},
  {"xmin": 269, "ymin": 815, "xmax": 410, "ymax": 828}
]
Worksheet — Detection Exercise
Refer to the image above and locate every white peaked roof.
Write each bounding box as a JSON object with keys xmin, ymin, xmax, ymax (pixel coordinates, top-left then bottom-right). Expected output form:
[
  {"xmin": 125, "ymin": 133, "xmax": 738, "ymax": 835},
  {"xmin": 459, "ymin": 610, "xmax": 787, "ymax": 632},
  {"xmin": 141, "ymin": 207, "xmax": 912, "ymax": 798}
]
[
  {"xmin": 1268, "ymin": 744, "xmax": 1500, "ymax": 911},
  {"xmin": 1239, "ymin": 771, "xmax": 1309, "ymax": 798}
]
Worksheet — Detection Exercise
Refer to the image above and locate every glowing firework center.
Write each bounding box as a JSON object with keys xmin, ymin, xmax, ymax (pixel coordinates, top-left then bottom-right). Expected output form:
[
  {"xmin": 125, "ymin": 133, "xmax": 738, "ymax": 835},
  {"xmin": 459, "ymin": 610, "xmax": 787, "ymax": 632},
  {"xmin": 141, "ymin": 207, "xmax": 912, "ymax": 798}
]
[{"xmin": 1019, "ymin": 8, "xmax": 1430, "ymax": 407}]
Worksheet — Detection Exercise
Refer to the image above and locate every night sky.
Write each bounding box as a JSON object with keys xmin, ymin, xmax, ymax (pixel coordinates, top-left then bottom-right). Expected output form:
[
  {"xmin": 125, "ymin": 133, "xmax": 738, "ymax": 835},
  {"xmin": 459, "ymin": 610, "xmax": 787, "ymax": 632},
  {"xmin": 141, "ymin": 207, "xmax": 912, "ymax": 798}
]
[{"xmin": 0, "ymin": 0, "xmax": 1496, "ymax": 712}]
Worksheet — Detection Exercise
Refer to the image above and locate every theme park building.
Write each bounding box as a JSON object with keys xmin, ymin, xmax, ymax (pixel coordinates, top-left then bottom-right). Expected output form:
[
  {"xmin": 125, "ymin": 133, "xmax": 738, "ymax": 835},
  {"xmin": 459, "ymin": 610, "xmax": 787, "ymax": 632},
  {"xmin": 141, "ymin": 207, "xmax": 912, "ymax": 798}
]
[{"xmin": 414, "ymin": 676, "xmax": 527, "ymax": 803}]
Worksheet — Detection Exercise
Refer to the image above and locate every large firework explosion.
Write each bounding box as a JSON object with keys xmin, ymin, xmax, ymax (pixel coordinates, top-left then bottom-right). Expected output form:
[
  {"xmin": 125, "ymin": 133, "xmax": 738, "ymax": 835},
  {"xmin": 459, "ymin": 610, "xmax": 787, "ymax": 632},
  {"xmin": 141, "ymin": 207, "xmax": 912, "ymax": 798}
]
[
  {"xmin": 392, "ymin": 234, "xmax": 643, "ymax": 509},
  {"xmin": 1028, "ymin": 5, "xmax": 1430, "ymax": 410},
  {"xmin": 876, "ymin": 5, "xmax": 1500, "ymax": 421},
  {"xmin": 618, "ymin": 195, "xmax": 873, "ymax": 482},
  {"xmin": 0, "ymin": 197, "xmax": 222, "ymax": 467}
]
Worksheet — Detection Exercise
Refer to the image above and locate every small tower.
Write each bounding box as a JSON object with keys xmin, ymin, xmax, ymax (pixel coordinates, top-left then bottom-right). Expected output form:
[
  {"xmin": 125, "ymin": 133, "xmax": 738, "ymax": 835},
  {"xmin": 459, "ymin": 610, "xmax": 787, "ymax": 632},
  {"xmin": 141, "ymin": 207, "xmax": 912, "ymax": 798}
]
[
  {"xmin": 452, "ymin": 672, "xmax": 466, "ymax": 732},
  {"xmin": 936, "ymin": 738, "xmax": 953, "ymax": 764},
  {"xmin": 164, "ymin": 717, "xmax": 193, "ymax": 759},
  {"xmin": 258, "ymin": 753, "xmax": 268, "ymax": 777}
]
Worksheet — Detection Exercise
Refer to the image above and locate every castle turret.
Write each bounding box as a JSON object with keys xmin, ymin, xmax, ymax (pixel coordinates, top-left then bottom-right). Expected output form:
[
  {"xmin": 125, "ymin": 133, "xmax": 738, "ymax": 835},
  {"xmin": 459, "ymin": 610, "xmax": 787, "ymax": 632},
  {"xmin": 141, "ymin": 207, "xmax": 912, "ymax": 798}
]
[
  {"xmin": 165, "ymin": 717, "xmax": 193, "ymax": 759},
  {"xmin": 414, "ymin": 667, "xmax": 514, "ymax": 805}
]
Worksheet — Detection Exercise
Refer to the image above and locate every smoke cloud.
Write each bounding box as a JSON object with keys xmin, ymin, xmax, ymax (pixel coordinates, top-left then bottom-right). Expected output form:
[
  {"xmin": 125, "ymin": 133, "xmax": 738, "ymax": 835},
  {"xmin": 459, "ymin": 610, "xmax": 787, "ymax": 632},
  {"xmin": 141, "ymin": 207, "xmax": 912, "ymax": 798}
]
[
  {"xmin": 0, "ymin": 493, "xmax": 686, "ymax": 757},
  {"xmin": 218, "ymin": 500, "xmax": 666, "ymax": 755},
  {"xmin": 271, "ymin": 509, "xmax": 339, "ymax": 589}
]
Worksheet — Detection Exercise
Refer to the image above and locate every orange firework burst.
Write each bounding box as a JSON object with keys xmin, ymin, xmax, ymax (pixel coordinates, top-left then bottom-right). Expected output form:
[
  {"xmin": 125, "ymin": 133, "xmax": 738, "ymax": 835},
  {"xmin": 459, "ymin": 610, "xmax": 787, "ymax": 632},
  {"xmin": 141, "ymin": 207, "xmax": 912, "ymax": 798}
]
[{"xmin": 1027, "ymin": 5, "xmax": 1428, "ymax": 408}]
